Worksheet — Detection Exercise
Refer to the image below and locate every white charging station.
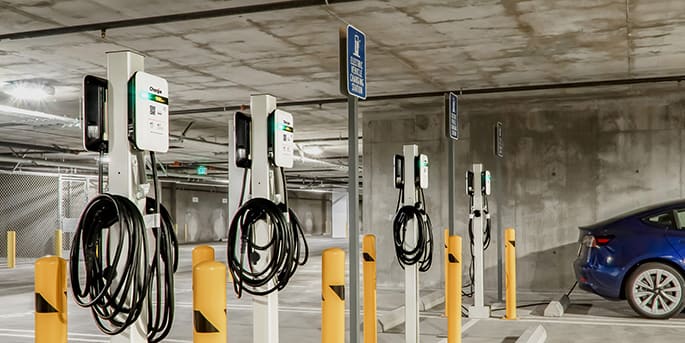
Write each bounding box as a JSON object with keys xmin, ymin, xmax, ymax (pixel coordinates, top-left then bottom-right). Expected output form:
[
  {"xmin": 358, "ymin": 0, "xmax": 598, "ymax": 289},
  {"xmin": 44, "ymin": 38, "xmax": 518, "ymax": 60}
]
[
  {"xmin": 468, "ymin": 163, "xmax": 492, "ymax": 319},
  {"xmin": 392, "ymin": 144, "xmax": 433, "ymax": 343},
  {"xmin": 72, "ymin": 51, "xmax": 174, "ymax": 343},
  {"xmin": 228, "ymin": 94, "xmax": 306, "ymax": 343}
]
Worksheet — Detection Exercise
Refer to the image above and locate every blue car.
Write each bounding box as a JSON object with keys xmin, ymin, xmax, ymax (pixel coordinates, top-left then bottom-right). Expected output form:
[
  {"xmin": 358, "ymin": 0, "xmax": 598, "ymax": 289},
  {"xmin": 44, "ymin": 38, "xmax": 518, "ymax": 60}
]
[{"xmin": 574, "ymin": 200, "xmax": 685, "ymax": 319}]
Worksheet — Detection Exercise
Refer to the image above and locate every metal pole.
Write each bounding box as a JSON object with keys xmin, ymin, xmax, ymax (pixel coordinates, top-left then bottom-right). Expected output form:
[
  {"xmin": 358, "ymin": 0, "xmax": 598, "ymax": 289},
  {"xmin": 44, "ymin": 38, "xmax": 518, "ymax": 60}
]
[
  {"xmin": 106, "ymin": 50, "xmax": 147, "ymax": 343},
  {"xmin": 448, "ymin": 139, "xmax": 455, "ymax": 235},
  {"xmin": 250, "ymin": 94, "xmax": 279, "ymax": 343},
  {"xmin": 403, "ymin": 144, "xmax": 419, "ymax": 343},
  {"xmin": 496, "ymin": 159, "xmax": 504, "ymax": 303},
  {"xmin": 348, "ymin": 95, "xmax": 360, "ymax": 343}
]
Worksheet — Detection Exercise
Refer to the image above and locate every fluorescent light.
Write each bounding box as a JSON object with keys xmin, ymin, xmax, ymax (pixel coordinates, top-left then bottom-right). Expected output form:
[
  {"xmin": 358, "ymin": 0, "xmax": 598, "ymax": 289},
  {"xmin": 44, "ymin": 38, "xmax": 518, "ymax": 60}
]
[
  {"xmin": 4, "ymin": 82, "xmax": 54, "ymax": 101},
  {"xmin": 0, "ymin": 104, "xmax": 78, "ymax": 125},
  {"xmin": 301, "ymin": 145, "xmax": 324, "ymax": 156}
]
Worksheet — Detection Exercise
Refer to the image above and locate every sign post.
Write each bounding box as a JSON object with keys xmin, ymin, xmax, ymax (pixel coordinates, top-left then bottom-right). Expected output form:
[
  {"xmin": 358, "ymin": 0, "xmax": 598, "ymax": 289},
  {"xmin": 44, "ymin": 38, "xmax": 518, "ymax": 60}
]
[
  {"xmin": 494, "ymin": 122, "xmax": 504, "ymax": 302},
  {"xmin": 340, "ymin": 24, "xmax": 366, "ymax": 343},
  {"xmin": 446, "ymin": 93, "xmax": 458, "ymax": 237}
]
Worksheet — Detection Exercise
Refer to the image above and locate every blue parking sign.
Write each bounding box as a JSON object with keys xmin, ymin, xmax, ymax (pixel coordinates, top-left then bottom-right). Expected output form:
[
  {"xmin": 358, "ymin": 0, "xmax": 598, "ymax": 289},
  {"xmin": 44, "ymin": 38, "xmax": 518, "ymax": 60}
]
[{"xmin": 347, "ymin": 25, "xmax": 366, "ymax": 99}]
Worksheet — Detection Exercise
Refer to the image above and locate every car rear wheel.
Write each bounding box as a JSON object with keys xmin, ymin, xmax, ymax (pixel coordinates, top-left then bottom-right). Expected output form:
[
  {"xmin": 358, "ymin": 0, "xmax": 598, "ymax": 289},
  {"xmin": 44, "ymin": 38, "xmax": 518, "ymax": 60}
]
[{"xmin": 626, "ymin": 263, "xmax": 685, "ymax": 319}]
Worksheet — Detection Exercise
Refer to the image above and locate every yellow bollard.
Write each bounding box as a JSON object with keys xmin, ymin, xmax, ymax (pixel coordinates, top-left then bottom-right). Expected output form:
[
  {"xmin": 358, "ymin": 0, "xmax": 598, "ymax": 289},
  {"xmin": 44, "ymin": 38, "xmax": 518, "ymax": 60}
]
[
  {"xmin": 193, "ymin": 261, "xmax": 227, "ymax": 343},
  {"xmin": 184, "ymin": 224, "xmax": 189, "ymax": 242},
  {"xmin": 7, "ymin": 230, "xmax": 15, "ymax": 269},
  {"xmin": 54, "ymin": 229, "xmax": 63, "ymax": 258},
  {"xmin": 447, "ymin": 235, "xmax": 462, "ymax": 343},
  {"xmin": 322, "ymin": 248, "xmax": 345, "ymax": 343},
  {"xmin": 362, "ymin": 235, "xmax": 377, "ymax": 343},
  {"xmin": 35, "ymin": 256, "xmax": 67, "ymax": 343},
  {"xmin": 505, "ymin": 228, "xmax": 517, "ymax": 320},
  {"xmin": 444, "ymin": 228, "xmax": 448, "ymax": 316},
  {"xmin": 192, "ymin": 245, "xmax": 215, "ymax": 268}
]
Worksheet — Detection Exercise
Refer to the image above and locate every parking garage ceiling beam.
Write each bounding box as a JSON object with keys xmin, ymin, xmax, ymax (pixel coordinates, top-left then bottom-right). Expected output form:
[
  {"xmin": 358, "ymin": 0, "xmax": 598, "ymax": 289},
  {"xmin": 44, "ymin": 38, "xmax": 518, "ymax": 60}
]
[
  {"xmin": 0, "ymin": 0, "xmax": 363, "ymax": 41},
  {"xmin": 170, "ymin": 74, "xmax": 685, "ymax": 116}
]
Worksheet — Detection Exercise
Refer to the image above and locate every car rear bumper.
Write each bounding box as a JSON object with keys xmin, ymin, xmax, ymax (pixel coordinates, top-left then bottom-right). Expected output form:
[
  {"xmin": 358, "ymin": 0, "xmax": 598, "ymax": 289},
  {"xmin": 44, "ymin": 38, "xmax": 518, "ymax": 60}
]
[{"xmin": 574, "ymin": 255, "xmax": 623, "ymax": 300}]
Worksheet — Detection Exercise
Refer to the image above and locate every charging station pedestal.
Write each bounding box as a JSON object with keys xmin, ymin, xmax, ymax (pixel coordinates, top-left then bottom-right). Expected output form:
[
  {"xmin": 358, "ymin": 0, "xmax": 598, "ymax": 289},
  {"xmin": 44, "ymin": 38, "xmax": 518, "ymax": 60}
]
[
  {"xmin": 468, "ymin": 163, "xmax": 491, "ymax": 319},
  {"xmin": 250, "ymin": 94, "xmax": 279, "ymax": 343},
  {"xmin": 106, "ymin": 51, "xmax": 148, "ymax": 343},
  {"xmin": 403, "ymin": 144, "xmax": 420, "ymax": 343}
]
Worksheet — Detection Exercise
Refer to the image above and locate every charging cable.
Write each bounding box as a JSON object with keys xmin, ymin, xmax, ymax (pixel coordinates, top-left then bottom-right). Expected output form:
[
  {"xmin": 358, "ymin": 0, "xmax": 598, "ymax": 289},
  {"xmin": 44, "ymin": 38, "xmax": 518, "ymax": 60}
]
[
  {"xmin": 70, "ymin": 152, "xmax": 177, "ymax": 342},
  {"xmin": 227, "ymin": 167, "xmax": 309, "ymax": 298},
  {"xmin": 392, "ymin": 187, "xmax": 434, "ymax": 272}
]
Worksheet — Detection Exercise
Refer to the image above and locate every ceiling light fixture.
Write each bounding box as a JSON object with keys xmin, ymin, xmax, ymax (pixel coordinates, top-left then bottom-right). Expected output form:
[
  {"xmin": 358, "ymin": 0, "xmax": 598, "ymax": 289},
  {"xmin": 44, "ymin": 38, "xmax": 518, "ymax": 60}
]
[
  {"xmin": 301, "ymin": 145, "xmax": 324, "ymax": 156},
  {"xmin": 0, "ymin": 104, "xmax": 78, "ymax": 125},
  {"xmin": 4, "ymin": 81, "xmax": 54, "ymax": 101}
]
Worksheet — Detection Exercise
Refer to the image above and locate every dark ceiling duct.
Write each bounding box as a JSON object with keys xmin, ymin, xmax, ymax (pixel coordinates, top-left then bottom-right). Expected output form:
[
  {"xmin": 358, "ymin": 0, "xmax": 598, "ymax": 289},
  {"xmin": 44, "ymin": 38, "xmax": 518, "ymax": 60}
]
[{"xmin": 0, "ymin": 0, "xmax": 363, "ymax": 41}]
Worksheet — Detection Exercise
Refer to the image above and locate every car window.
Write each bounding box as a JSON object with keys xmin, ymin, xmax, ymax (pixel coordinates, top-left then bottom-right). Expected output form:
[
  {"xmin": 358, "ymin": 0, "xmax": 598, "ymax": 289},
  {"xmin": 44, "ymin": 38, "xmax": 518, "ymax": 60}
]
[
  {"xmin": 646, "ymin": 212, "xmax": 675, "ymax": 229},
  {"xmin": 676, "ymin": 210, "xmax": 685, "ymax": 230}
]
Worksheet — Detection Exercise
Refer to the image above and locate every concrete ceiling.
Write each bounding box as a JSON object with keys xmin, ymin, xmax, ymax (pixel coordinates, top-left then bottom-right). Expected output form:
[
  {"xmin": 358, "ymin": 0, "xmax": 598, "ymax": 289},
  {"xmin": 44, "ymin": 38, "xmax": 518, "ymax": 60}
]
[{"xmin": 0, "ymin": 0, "xmax": 684, "ymax": 180}]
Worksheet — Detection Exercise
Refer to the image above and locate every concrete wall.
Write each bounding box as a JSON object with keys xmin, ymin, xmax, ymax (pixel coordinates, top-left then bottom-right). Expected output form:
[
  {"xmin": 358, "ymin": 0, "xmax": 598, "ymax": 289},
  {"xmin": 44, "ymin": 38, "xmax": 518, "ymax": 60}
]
[
  {"xmin": 363, "ymin": 85, "xmax": 685, "ymax": 291},
  {"xmin": 163, "ymin": 184, "xmax": 229, "ymax": 243},
  {"xmin": 331, "ymin": 192, "xmax": 348, "ymax": 238},
  {"xmin": 288, "ymin": 190, "xmax": 332, "ymax": 236}
]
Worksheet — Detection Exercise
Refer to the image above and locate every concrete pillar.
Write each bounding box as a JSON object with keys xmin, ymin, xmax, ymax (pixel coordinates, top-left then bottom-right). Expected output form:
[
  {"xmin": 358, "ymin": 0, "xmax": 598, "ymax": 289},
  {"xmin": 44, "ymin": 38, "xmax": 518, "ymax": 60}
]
[{"xmin": 331, "ymin": 192, "xmax": 348, "ymax": 238}]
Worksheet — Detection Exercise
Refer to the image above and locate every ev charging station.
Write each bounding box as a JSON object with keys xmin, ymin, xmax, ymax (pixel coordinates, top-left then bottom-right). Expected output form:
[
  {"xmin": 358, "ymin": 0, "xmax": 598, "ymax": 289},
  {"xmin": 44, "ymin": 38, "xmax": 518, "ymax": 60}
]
[
  {"xmin": 392, "ymin": 145, "xmax": 434, "ymax": 343},
  {"xmin": 71, "ymin": 51, "xmax": 178, "ymax": 343},
  {"xmin": 228, "ymin": 94, "xmax": 308, "ymax": 343},
  {"xmin": 466, "ymin": 163, "xmax": 492, "ymax": 319}
]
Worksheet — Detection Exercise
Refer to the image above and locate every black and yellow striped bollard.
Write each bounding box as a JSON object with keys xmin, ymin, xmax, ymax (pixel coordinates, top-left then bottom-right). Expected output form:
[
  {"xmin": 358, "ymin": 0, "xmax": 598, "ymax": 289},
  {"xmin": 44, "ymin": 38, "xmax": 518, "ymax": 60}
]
[
  {"xmin": 193, "ymin": 246, "xmax": 227, "ymax": 343},
  {"xmin": 322, "ymin": 248, "xmax": 345, "ymax": 343},
  {"xmin": 447, "ymin": 235, "xmax": 462, "ymax": 343},
  {"xmin": 35, "ymin": 256, "xmax": 67, "ymax": 343},
  {"xmin": 363, "ymin": 235, "xmax": 377, "ymax": 343}
]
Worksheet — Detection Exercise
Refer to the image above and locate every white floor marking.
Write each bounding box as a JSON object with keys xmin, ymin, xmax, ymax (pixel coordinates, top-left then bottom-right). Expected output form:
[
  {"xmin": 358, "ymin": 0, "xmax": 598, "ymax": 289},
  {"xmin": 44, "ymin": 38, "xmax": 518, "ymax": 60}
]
[
  {"xmin": 0, "ymin": 311, "xmax": 32, "ymax": 319},
  {"xmin": 462, "ymin": 318, "xmax": 480, "ymax": 333},
  {"xmin": 0, "ymin": 328, "xmax": 193, "ymax": 343},
  {"xmin": 517, "ymin": 317, "xmax": 685, "ymax": 329}
]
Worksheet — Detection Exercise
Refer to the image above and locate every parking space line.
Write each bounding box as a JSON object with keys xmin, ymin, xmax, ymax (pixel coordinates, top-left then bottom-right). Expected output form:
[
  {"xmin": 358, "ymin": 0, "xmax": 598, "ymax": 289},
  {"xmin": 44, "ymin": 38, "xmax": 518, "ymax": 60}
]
[
  {"xmin": 462, "ymin": 319, "xmax": 480, "ymax": 333},
  {"xmin": 0, "ymin": 328, "xmax": 194, "ymax": 343},
  {"xmin": 517, "ymin": 317, "xmax": 685, "ymax": 329}
]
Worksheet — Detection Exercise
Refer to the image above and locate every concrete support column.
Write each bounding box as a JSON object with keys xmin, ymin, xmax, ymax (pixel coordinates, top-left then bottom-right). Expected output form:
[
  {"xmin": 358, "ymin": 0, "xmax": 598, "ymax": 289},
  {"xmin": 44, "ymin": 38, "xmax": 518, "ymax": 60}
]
[{"xmin": 331, "ymin": 192, "xmax": 348, "ymax": 238}]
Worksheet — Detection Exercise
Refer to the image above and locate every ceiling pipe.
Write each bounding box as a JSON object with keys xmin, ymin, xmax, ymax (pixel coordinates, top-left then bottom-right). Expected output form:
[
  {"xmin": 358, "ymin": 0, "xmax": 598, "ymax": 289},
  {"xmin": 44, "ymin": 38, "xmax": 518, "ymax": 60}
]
[
  {"xmin": 0, "ymin": 0, "xmax": 362, "ymax": 41},
  {"xmin": 0, "ymin": 155, "xmax": 96, "ymax": 171},
  {"xmin": 0, "ymin": 140, "xmax": 81, "ymax": 154},
  {"xmin": 170, "ymin": 74, "xmax": 685, "ymax": 116}
]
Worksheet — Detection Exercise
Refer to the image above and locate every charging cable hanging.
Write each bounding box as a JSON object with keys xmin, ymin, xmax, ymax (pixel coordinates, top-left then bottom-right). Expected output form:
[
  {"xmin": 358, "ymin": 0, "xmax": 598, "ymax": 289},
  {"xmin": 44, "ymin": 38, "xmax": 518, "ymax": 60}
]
[
  {"xmin": 70, "ymin": 152, "xmax": 178, "ymax": 343},
  {"xmin": 227, "ymin": 166, "xmax": 309, "ymax": 298},
  {"xmin": 392, "ymin": 187, "xmax": 434, "ymax": 272}
]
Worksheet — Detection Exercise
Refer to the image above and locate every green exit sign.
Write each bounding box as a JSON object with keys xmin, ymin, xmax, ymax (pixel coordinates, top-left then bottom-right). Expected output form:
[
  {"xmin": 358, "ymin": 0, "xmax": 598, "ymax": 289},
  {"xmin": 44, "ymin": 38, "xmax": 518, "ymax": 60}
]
[{"xmin": 196, "ymin": 165, "xmax": 208, "ymax": 176}]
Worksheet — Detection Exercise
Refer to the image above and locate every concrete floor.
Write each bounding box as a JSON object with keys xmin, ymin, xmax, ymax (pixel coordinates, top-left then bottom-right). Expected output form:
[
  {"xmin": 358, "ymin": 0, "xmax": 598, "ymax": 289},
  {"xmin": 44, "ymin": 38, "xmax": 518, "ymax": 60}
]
[{"xmin": 1, "ymin": 237, "xmax": 684, "ymax": 342}]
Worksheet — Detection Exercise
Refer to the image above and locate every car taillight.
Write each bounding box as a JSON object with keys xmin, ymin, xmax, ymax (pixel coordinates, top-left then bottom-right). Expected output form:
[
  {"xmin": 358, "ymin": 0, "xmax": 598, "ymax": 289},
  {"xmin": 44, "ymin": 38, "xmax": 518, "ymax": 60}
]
[
  {"xmin": 594, "ymin": 236, "xmax": 613, "ymax": 246},
  {"xmin": 582, "ymin": 234, "xmax": 614, "ymax": 248}
]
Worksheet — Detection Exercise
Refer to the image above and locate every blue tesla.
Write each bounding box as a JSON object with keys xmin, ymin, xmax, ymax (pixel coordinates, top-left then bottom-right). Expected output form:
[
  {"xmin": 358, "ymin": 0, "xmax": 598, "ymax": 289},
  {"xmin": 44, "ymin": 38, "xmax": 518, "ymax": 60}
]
[{"xmin": 574, "ymin": 200, "xmax": 685, "ymax": 319}]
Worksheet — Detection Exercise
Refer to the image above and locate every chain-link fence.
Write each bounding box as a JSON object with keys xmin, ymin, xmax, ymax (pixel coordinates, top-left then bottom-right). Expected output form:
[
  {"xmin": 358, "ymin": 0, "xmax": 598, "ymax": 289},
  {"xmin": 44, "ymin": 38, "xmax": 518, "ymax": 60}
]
[
  {"xmin": 59, "ymin": 176, "xmax": 96, "ymax": 254},
  {"xmin": 0, "ymin": 173, "xmax": 96, "ymax": 264}
]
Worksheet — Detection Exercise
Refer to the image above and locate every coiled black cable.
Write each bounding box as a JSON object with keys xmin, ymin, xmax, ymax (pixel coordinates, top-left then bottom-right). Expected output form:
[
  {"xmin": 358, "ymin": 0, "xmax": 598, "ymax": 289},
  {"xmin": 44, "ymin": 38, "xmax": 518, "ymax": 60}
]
[
  {"xmin": 70, "ymin": 193, "xmax": 150, "ymax": 336},
  {"xmin": 70, "ymin": 152, "xmax": 178, "ymax": 342},
  {"xmin": 392, "ymin": 188, "xmax": 434, "ymax": 272},
  {"xmin": 227, "ymin": 166, "xmax": 308, "ymax": 298},
  {"xmin": 464, "ymin": 202, "xmax": 492, "ymax": 298},
  {"xmin": 227, "ymin": 198, "xmax": 308, "ymax": 298}
]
